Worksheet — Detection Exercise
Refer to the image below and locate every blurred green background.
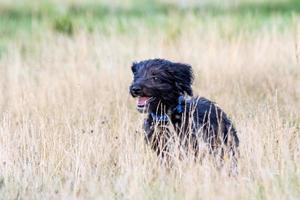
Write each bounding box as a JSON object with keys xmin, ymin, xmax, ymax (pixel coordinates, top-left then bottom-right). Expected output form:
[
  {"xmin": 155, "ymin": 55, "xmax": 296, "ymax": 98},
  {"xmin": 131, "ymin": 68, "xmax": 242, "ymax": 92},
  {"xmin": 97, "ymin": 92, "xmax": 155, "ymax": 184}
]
[{"xmin": 0, "ymin": 0, "xmax": 299, "ymax": 57}]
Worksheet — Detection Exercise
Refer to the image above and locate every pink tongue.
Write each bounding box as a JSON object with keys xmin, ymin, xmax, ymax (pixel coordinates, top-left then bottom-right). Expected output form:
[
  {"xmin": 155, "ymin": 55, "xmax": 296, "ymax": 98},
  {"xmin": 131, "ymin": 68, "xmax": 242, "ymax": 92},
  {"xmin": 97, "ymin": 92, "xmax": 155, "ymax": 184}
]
[{"xmin": 137, "ymin": 97, "xmax": 150, "ymax": 106}]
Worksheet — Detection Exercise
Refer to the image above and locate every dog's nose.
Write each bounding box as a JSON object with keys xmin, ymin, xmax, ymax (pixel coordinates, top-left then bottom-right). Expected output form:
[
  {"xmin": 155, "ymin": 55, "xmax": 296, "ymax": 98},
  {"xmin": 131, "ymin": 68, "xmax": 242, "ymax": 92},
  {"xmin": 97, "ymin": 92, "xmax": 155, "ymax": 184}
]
[{"xmin": 130, "ymin": 85, "xmax": 142, "ymax": 96}]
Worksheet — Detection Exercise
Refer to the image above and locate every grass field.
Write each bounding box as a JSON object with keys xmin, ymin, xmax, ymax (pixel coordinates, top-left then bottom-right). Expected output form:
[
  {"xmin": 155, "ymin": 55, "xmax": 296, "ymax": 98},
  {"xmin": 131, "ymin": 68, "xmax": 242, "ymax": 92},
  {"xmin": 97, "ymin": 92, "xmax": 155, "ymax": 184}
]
[{"xmin": 0, "ymin": 0, "xmax": 300, "ymax": 199}]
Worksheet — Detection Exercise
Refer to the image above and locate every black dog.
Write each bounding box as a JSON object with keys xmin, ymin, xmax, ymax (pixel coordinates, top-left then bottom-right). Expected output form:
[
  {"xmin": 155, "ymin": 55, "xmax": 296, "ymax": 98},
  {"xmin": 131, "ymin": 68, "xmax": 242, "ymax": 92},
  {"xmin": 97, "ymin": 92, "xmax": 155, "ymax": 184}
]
[{"xmin": 129, "ymin": 59, "xmax": 239, "ymax": 163}]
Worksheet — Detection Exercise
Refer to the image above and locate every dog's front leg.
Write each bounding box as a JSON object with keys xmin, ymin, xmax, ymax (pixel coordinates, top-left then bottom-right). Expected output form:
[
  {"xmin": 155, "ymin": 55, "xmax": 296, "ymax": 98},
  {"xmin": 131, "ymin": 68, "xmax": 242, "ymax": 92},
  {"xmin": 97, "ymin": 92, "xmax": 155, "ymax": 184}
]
[{"xmin": 143, "ymin": 116, "xmax": 154, "ymax": 143}]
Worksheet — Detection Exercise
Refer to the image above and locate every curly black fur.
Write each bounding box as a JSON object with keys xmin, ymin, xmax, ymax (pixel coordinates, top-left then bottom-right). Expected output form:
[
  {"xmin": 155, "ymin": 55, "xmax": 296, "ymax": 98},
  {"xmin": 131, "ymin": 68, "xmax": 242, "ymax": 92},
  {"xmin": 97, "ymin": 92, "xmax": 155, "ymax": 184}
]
[{"xmin": 129, "ymin": 58, "xmax": 239, "ymax": 163}]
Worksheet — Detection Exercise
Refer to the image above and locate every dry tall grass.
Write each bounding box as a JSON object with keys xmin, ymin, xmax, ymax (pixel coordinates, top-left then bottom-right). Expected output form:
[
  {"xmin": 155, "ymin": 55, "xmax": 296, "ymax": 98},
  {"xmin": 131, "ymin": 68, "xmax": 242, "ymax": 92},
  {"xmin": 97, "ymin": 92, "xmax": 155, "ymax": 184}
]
[{"xmin": 0, "ymin": 23, "xmax": 300, "ymax": 199}]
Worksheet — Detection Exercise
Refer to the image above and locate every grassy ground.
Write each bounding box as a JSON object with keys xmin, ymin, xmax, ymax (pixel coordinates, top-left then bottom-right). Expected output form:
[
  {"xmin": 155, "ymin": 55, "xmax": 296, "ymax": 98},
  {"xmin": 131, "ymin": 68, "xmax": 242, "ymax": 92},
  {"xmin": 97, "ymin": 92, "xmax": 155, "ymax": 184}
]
[{"xmin": 0, "ymin": 0, "xmax": 300, "ymax": 199}]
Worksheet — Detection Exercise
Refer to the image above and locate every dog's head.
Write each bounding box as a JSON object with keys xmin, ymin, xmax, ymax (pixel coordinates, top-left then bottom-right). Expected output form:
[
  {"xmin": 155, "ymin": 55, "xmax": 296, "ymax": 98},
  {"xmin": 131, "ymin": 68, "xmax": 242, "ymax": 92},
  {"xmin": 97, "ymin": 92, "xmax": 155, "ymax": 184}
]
[{"xmin": 129, "ymin": 58, "xmax": 194, "ymax": 113}]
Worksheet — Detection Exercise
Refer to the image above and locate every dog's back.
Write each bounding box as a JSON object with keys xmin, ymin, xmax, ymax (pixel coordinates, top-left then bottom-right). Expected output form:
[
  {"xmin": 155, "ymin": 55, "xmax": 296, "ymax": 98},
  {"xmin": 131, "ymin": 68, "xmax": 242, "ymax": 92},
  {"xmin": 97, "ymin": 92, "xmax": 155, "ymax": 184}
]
[
  {"xmin": 143, "ymin": 96, "xmax": 239, "ymax": 160},
  {"xmin": 186, "ymin": 97, "xmax": 239, "ymax": 157}
]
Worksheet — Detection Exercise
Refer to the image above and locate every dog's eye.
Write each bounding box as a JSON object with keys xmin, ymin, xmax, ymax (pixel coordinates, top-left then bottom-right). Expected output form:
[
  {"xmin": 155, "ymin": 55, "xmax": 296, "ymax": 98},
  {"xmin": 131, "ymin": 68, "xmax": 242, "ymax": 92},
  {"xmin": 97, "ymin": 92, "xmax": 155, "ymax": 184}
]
[
  {"xmin": 153, "ymin": 77, "xmax": 158, "ymax": 81},
  {"xmin": 131, "ymin": 65, "xmax": 137, "ymax": 74}
]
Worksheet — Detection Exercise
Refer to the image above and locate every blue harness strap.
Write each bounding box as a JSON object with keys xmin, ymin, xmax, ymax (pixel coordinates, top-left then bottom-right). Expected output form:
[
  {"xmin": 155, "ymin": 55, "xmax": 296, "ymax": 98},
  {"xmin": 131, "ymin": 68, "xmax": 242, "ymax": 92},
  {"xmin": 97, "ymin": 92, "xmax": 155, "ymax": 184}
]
[
  {"xmin": 150, "ymin": 96, "xmax": 184, "ymax": 122},
  {"xmin": 174, "ymin": 95, "xmax": 184, "ymax": 113}
]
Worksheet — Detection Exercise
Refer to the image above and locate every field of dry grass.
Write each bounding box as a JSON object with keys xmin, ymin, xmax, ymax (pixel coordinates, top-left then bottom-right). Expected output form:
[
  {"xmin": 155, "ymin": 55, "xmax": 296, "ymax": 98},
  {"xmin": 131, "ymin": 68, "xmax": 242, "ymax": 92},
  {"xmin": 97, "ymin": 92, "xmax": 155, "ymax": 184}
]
[{"xmin": 0, "ymin": 1, "xmax": 300, "ymax": 199}]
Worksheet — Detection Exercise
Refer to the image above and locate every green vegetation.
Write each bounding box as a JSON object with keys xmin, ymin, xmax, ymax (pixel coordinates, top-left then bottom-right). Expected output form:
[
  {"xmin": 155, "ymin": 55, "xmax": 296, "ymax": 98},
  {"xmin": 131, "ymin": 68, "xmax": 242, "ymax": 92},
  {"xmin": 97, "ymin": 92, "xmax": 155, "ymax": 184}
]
[
  {"xmin": 0, "ymin": 0, "xmax": 299, "ymax": 40},
  {"xmin": 53, "ymin": 15, "xmax": 74, "ymax": 35}
]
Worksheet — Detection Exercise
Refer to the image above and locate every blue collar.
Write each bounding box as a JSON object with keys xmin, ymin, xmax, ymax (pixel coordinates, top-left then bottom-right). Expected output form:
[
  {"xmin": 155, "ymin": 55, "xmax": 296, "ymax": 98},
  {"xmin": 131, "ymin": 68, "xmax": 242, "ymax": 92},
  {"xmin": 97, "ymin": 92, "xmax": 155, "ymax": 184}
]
[{"xmin": 150, "ymin": 96, "xmax": 184, "ymax": 122}]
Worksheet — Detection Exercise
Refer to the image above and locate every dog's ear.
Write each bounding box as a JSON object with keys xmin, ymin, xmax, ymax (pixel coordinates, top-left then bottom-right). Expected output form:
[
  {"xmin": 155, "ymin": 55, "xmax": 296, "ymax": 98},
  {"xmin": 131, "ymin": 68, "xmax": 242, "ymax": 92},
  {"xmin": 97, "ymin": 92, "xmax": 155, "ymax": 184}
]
[
  {"xmin": 131, "ymin": 62, "xmax": 139, "ymax": 74},
  {"xmin": 169, "ymin": 62, "xmax": 194, "ymax": 96}
]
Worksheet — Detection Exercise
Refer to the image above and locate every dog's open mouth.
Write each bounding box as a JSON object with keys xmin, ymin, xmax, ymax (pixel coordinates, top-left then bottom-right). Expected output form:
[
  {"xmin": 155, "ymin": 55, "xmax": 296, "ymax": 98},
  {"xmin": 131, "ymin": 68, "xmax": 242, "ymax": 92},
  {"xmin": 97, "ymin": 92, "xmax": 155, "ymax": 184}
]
[{"xmin": 137, "ymin": 97, "xmax": 154, "ymax": 112}]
